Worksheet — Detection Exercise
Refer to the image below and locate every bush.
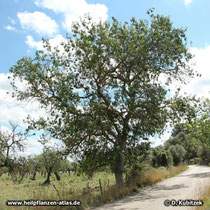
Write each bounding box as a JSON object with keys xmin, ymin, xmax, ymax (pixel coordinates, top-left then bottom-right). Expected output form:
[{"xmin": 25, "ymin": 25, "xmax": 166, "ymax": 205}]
[
  {"xmin": 152, "ymin": 149, "xmax": 173, "ymax": 168},
  {"xmin": 199, "ymin": 148, "xmax": 210, "ymax": 164},
  {"xmin": 125, "ymin": 162, "xmax": 152, "ymax": 186},
  {"xmin": 137, "ymin": 164, "xmax": 187, "ymax": 186},
  {"xmin": 169, "ymin": 144, "xmax": 186, "ymax": 165}
]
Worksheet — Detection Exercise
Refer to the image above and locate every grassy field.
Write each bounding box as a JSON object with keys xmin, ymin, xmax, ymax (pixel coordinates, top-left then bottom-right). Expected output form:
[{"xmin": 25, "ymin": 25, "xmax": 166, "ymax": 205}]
[
  {"xmin": 196, "ymin": 185, "xmax": 210, "ymax": 210},
  {"xmin": 0, "ymin": 171, "xmax": 115, "ymax": 210},
  {"xmin": 0, "ymin": 164, "xmax": 188, "ymax": 210}
]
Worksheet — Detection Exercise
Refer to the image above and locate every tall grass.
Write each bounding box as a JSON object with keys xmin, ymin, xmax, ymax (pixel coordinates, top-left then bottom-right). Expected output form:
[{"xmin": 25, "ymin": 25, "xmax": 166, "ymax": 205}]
[
  {"xmin": 0, "ymin": 164, "xmax": 188, "ymax": 210},
  {"xmin": 137, "ymin": 164, "xmax": 188, "ymax": 186},
  {"xmin": 195, "ymin": 181, "xmax": 210, "ymax": 210}
]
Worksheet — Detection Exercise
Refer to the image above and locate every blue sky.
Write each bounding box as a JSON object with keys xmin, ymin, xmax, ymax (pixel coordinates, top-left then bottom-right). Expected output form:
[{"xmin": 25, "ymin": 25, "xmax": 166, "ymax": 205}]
[
  {"xmin": 1, "ymin": 0, "xmax": 210, "ymax": 73},
  {"xmin": 0, "ymin": 0, "xmax": 210, "ymax": 156}
]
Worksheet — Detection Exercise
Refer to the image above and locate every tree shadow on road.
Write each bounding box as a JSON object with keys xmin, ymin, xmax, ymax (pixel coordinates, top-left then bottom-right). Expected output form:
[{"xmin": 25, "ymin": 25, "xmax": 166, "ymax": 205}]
[
  {"xmin": 151, "ymin": 184, "xmax": 189, "ymax": 191},
  {"xmin": 100, "ymin": 183, "xmax": 189, "ymax": 209},
  {"xmin": 178, "ymin": 172, "xmax": 210, "ymax": 178}
]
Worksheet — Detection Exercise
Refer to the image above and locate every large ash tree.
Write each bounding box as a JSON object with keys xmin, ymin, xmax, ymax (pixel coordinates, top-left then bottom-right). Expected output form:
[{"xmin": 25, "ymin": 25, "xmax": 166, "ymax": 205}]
[{"xmin": 10, "ymin": 10, "xmax": 197, "ymax": 187}]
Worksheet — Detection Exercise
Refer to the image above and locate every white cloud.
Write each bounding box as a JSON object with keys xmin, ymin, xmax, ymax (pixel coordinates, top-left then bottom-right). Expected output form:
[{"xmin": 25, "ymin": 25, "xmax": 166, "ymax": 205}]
[
  {"xmin": 184, "ymin": 0, "xmax": 192, "ymax": 6},
  {"xmin": 0, "ymin": 124, "xmax": 43, "ymax": 156},
  {"xmin": 158, "ymin": 46, "xmax": 210, "ymax": 100},
  {"xmin": 17, "ymin": 11, "xmax": 59, "ymax": 35},
  {"xmin": 18, "ymin": 138, "xmax": 43, "ymax": 156},
  {"xmin": 34, "ymin": 0, "xmax": 108, "ymax": 32},
  {"xmin": 0, "ymin": 73, "xmax": 45, "ymax": 126},
  {"xmin": 26, "ymin": 35, "xmax": 43, "ymax": 50},
  {"xmin": 0, "ymin": 73, "xmax": 23, "ymax": 107},
  {"xmin": 0, "ymin": 105, "xmax": 28, "ymax": 125},
  {"xmin": 5, "ymin": 25, "xmax": 17, "ymax": 31},
  {"xmin": 26, "ymin": 34, "xmax": 67, "ymax": 53},
  {"xmin": 176, "ymin": 46, "xmax": 210, "ymax": 99},
  {"xmin": 155, "ymin": 45, "xmax": 210, "ymax": 146}
]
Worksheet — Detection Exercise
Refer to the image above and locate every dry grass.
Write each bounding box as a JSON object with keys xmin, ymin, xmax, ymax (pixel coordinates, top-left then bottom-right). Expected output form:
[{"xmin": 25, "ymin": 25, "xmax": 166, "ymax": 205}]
[
  {"xmin": 195, "ymin": 181, "xmax": 210, "ymax": 210},
  {"xmin": 137, "ymin": 164, "xmax": 188, "ymax": 186},
  {"xmin": 0, "ymin": 171, "xmax": 115, "ymax": 210},
  {"xmin": 85, "ymin": 164, "xmax": 188, "ymax": 209},
  {"xmin": 0, "ymin": 164, "xmax": 188, "ymax": 210}
]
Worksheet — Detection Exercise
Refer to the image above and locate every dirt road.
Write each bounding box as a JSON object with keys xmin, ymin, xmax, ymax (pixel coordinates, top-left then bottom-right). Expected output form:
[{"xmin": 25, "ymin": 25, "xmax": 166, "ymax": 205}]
[{"xmin": 94, "ymin": 165, "xmax": 210, "ymax": 210}]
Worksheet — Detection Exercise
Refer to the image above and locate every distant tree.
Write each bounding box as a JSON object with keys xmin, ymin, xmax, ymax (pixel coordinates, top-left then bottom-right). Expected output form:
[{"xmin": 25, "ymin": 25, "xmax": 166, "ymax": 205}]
[
  {"xmin": 184, "ymin": 98, "xmax": 210, "ymax": 164},
  {"xmin": 164, "ymin": 98, "xmax": 210, "ymax": 163},
  {"xmin": 10, "ymin": 10, "xmax": 198, "ymax": 187},
  {"xmin": 199, "ymin": 148, "xmax": 210, "ymax": 164},
  {"xmin": 152, "ymin": 149, "xmax": 173, "ymax": 167},
  {"xmin": 171, "ymin": 123, "xmax": 189, "ymax": 137},
  {"xmin": 0, "ymin": 166, "xmax": 8, "ymax": 177},
  {"xmin": 16, "ymin": 156, "xmax": 29, "ymax": 182},
  {"xmin": 7, "ymin": 156, "xmax": 29, "ymax": 183},
  {"xmin": 0, "ymin": 122, "xmax": 30, "ymax": 169},
  {"xmin": 169, "ymin": 144, "xmax": 186, "ymax": 165},
  {"xmin": 185, "ymin": 99, "xmax": 210, "ymax": 149},
  {"xmin": 39, "ymin": 147, "xmax": 63, "ymax": 185},
  {"xmin": 27, "ymin": 155, "xmax": 41, "ymax": 181},
  {"xmin": 164, "ymin": 132, "xmax": 200, "ymax": 160}
]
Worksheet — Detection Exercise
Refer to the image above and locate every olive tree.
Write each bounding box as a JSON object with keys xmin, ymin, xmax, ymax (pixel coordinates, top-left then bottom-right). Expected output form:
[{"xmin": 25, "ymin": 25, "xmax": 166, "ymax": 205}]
[
  {"xmin": 164, "ymin": 132, "xmax": 199, "ymax": 160},
  {"xmin": 169, "ymin": 144, "xmax": 186, "ymax": 165},
  {"xmin": 9, "ymin": 10, "xmax": 197, "ymax": 187},
  {"xmin": 185, "ymin": 98, "xmax": 210, "ymax": 164},
  {"xmin": 0, "ymin": 122, "xmax": 29, "ymax": 169},
  {"xmin": 185, "ymin": 98, "xmax": 210, "ymax": 149},
  {"xmin": 167, "ymin": 98, "xmax": 210, "ymax": 162},
  {"xmin": 27, "ymin": 155, "xmax": 42, "ymax": 180},
  {"xmin": 39, "ymin": 147, "xmax": 63, "ymax": 185}
]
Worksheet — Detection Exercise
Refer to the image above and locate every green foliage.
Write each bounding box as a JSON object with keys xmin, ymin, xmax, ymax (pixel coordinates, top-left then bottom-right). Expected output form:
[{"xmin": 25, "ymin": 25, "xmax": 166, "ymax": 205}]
[
  {"xmin": 169, "ymin": 98, "xmax": 210, "ymax": 163},
  {"xmin": 164, "ymin": 131, "xmax": 200, "ymax": 161},
  {"xmin": 27, "ymin": 155, "xmax": 42, "ymax": 174},
  {"xmin": 169, "ymin": 144, "xmax": 186, "ymax": 165},
  {"xmin": 0, "ymin": 122, "xmax": 30, "ymax": 169},
  {"xmin": 39, "ymin": 147, "xmax": 64, "ymax": 173},
  {"xmin": 78, "ymin": 141, "xmax": 151, "ymax": 177},
  {"xmin": 199, "ymin": 148, "xmax": 210, "ymax": 164},
  {"xmin": 152, "ymin": 149, "xmax": 173, "ymax": 168},
  {"xmin": 184, "ymin": 99, "xmax": 210, "ymax": 150},
  {"xmin": 126, "ymin": 162, "xmax": 152, "ymax": 187},
  {"xmin": 9, "ymin": 10, "xmax": 197, "ymax": 186}
]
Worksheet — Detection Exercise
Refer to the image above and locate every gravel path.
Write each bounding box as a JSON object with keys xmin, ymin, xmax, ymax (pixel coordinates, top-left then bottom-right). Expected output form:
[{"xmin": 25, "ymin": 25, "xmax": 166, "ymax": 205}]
[{"xmin": 93, "ymin": 165, "xmax": 210, "ymax": 210}]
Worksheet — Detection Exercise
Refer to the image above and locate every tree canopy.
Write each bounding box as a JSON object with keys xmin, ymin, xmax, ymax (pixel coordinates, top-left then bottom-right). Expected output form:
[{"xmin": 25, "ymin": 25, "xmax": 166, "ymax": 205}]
[
  {"xmin": 0, "ymin": 122, "xmax": 29, "ymax": 168},
  {"xmin": 185, "ymin": 98, "xmax": 210, "ymax": 150},
  {"xmin": 9, "ymin": 10, "xmax": 197, "ymax": 187},
  {"xmin": 164, "ymin": 98, "xmax": 210, "ymax": 163}
]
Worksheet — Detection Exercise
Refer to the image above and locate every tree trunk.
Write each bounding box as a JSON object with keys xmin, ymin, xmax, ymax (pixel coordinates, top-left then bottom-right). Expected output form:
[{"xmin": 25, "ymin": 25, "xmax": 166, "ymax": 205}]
[
  {"xmin": 19, "ymin": 174, "xmax": 25, "ymax": 183},
  {"xmin": 67, "ymin": 168, "xmax": 71, "ymax": 176},
  {"xmin": 42, "ymin": 170, "xmax": 52, "ymax": 185},
  {"xmin": 74, "ymin": 165, "xmax": 77, "ymax": 175},
  {"xmin": 31, "ymin": 171, "xmax": 36, "ymax": 180},
  {"xmin": 114, "ymin": 152, "xmax": 124, "ymax": 188},
  {"xmin": 54, "ymin": 171, "xmax": 61, "ymax": 181}
]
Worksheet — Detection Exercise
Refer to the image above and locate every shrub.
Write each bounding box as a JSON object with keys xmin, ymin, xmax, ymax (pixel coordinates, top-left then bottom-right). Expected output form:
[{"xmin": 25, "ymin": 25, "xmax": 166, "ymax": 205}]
[
  {"xmin": 125, "ymin": 162, "xmax": 152, "ymax": 187},
  {"xmin": 169, "ymin": 144, "xmax": 186, "ymax": 165},
  {"xmin": 199, "ymin": 148, "xmax": 210, "ymax": 165},
  {"xmin": 152, "ymin": 149, "xmax": 173, "ymax": 168}
]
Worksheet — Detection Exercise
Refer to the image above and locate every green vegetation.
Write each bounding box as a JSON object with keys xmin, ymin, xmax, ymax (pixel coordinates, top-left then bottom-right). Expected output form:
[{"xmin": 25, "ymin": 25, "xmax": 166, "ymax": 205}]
[
  {"xmin": 9, "ymin": 9, "xmax": 197, "ymax": 187},
  {"xmin": 163, "ymin": 98, "xmax": 210, "ymax": 165},
  {"xmin": 196, "ymin": 183, "xmax": 210, "ymax": 210},
  {"xmin": 0, "ymin": 8, "xmax": 209, "ymax": 210},
  {"xmin": 0, "ymin": 164, "xmax": 187, "ymax": 210},
  {"xmin": 0, "ymin": 171, "xmax": 114, "ymax": 209}
]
